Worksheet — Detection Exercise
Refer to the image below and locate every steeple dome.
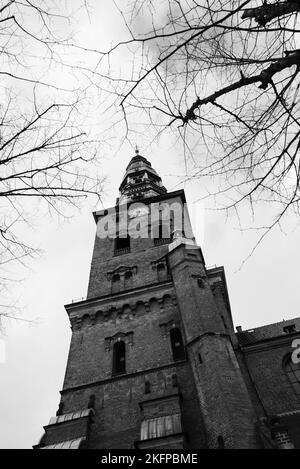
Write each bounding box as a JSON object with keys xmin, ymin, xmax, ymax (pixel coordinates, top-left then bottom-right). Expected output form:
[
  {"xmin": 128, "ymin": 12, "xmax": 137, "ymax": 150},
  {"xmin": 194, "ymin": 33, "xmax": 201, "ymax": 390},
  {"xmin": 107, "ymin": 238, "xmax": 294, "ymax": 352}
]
[{"xmin": 118, "ymin": 149, "xmax": 167, "ymax": 203}]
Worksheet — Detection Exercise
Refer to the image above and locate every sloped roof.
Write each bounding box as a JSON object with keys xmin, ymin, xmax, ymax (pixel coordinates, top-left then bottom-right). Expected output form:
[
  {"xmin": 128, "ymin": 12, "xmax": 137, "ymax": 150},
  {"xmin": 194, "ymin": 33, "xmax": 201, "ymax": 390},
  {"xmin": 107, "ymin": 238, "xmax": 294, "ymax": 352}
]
[
  {"xmin": 41, "ymin": 437, "xmax": 86, "ymax": 449},
  {"xmin": 237, "ymin": 318, "xmax": 300, "ymax": 346}
]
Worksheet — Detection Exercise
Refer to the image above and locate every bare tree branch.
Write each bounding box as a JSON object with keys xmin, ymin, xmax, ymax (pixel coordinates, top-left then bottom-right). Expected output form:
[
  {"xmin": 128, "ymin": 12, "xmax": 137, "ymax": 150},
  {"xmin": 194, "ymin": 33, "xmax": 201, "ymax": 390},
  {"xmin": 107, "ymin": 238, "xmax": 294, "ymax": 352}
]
[
  {"xmin": 0, "ymin": 0, "xmax": 104, "ymax": 323},
  {"xmin": 100, "ymin": 0, "xmax": 300, "ymax": 254}
]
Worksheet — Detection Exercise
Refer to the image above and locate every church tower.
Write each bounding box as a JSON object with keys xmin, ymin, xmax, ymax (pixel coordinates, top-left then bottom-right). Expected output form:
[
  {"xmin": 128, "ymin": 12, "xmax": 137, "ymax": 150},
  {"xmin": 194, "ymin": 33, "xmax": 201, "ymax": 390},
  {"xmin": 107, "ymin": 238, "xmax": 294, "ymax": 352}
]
[{"xmin": 34, "ymin": 150, "xmax": 261, "ymax": 449}]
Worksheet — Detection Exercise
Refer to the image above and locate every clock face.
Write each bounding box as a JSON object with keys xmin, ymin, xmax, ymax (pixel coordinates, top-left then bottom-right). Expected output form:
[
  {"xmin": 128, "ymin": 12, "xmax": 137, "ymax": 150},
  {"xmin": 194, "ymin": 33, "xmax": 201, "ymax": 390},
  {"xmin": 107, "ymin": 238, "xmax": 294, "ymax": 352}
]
[{"xmin": 128, "ymin": 203, "xmax": 149, "ymax": 218}]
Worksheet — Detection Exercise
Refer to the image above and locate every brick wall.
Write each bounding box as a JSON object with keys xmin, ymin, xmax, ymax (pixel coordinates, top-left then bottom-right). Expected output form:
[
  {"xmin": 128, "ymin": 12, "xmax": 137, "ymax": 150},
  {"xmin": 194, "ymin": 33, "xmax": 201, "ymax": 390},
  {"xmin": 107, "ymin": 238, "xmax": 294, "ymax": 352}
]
[
  {"xmin": 36, "ymin": 174, "xmax": 300, "ymax": 449},
  {"xmin": 64, "ymin": 287, "xmax": 182, "ymax": 388},
  {"xmin": 87, "ymin": 194, "xmax": 187, "ymax": 299},
  {"xmin": 168, "ymin": 242, "xmax": 261, "ymax": 448},
  {"xmin": 60, "ymin": 362, "xmax": 206, "ymax": 449},
  {"xmin": 241, "ymin": 341, "xmax": 300, "ymax": 415}
]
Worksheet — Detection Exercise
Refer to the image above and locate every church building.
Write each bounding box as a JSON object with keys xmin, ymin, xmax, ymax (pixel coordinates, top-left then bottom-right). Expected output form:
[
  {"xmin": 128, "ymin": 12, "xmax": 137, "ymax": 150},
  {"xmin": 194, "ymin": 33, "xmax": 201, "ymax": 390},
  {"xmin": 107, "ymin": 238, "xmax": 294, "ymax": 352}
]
[{"xmin": 34, "ymin": 151, "xmax": 300, "ymax": 449}]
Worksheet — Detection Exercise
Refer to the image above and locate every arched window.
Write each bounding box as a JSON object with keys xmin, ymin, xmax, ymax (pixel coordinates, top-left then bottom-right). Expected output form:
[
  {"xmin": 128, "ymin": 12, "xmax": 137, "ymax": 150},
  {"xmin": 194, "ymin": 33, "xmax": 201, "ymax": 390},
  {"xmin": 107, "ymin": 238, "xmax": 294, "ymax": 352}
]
[
  {"xmin": 170, "ymin": 327, "xmax": 186, "ymax": 361},
  {"xmin": 81, "ymin": 314, "xmax": 91, "ymax": 328},
  {"xmin": 113, "ymin": 340, "xmax": 126, "ymax": 375},
  {"xmin": 217, "ymin": 435, "xmax": 225, "ymax": 449},
  {"xmin": 111, "ymin": 273, "xmax": 121, "ymax": 293},
  {"xmin": 197, "ymin": 277, "xmax": 205, "ymax": 289},
  {"xmin": 172, "ymin": 374, "xmax": 178, "ymax": 388},
  {"xmin": 145, "ymin": 381, "xmax": 151, "ymax": 394},
  {"xmin": 284, "ymin": 356, "xmax": 300, "ymax": 397},
  {"xmin": 124, "ymin": 270, "xmax": 133, "ymax": 289},
  {"xmin": 157, "ymin": 263, "xmax": 167, "ymax": 282},
  {"xmin": 88, "ymin": 394, "xmax": 95, "ymax": 409}
]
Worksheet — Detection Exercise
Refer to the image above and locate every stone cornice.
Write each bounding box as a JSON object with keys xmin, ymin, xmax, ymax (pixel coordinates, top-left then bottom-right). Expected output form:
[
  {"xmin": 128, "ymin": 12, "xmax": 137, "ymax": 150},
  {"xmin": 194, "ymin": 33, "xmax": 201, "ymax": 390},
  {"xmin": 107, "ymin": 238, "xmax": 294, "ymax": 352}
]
[
  {"xmin": 60, "ymin": 359, "xmax": 187, "ymax": 395},
  {"xmin": 65, "ymin": 280, "xmax": 173, "ymax": 314}
]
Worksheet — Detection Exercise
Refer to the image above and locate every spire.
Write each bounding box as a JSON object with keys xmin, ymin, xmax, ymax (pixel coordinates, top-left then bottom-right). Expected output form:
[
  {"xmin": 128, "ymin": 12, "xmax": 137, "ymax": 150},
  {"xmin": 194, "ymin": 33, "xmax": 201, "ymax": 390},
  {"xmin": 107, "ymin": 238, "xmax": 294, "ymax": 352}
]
[{"xmin": 118, "ymin": 150, "xmax": 167, "ymax": 204}]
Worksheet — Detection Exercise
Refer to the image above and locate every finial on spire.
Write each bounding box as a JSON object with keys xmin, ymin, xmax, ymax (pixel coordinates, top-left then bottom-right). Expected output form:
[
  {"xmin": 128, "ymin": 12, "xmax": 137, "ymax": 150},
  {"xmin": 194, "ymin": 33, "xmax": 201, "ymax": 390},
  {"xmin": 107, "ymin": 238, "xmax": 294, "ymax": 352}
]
[{"xmin": 135, "ymin": 145, "xmax": 139, "ymax": 155}]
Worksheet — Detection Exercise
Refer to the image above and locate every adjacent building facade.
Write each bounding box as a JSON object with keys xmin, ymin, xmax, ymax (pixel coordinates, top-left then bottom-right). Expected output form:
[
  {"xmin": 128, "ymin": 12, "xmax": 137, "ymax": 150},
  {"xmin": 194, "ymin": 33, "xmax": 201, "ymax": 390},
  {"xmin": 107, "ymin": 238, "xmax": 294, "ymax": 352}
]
[{"xmin": 34, "ymin": 151, "xmax": 300, "ymax": 449}]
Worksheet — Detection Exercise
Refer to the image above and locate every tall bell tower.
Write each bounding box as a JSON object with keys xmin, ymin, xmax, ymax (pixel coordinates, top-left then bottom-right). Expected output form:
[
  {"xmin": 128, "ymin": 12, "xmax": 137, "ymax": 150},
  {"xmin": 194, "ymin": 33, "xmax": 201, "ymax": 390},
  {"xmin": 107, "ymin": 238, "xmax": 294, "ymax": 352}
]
[{"xmin": 34, "ymin": 150, "xmax": 260, "ymax": 449}]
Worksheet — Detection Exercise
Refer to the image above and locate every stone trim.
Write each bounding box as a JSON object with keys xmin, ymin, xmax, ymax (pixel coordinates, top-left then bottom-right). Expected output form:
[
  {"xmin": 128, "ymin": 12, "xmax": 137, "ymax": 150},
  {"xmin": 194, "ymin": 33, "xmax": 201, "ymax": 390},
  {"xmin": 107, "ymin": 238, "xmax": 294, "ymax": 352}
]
[{"xmin": 60, "ymin": 360, "xmax": 187, "ymax": 395}]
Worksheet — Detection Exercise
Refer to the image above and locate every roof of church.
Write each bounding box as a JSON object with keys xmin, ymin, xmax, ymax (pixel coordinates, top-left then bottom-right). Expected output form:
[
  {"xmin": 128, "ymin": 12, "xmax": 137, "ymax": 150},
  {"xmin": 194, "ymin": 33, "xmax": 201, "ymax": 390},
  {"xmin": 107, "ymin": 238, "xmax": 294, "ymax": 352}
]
[{"xmin": 237, "ymin": 317, "xmax": 300, "ymax": 346}]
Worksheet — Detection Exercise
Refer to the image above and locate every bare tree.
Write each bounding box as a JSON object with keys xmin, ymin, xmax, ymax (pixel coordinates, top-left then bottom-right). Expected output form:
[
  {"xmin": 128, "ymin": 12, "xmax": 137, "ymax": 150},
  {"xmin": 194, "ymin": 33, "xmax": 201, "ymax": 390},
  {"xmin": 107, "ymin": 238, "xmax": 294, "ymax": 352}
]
[
  {"xmin": 0, "ymin": 1, "xmax": 103, "ymax": 319},
  {"xmin": 102, "ymin": 0, "xmax": 300, "ymax": 246}
]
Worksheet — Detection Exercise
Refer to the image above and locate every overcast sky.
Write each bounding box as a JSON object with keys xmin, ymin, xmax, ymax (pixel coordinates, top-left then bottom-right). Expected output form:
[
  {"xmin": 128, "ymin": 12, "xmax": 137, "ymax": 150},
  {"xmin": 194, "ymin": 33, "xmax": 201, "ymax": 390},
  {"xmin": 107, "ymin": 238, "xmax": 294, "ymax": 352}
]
[{"xmin": 0, "ymin": 2, "xmax": 299, "ymax": 449}]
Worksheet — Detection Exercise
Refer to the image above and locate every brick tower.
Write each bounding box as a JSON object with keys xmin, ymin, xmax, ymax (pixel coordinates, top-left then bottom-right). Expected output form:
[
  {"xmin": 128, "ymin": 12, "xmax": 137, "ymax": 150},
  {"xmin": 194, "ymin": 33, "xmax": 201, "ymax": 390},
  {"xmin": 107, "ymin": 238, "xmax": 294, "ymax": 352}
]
[{"xmin": 34, "ymin": 150, "xmax": 261, "ymax": 449}]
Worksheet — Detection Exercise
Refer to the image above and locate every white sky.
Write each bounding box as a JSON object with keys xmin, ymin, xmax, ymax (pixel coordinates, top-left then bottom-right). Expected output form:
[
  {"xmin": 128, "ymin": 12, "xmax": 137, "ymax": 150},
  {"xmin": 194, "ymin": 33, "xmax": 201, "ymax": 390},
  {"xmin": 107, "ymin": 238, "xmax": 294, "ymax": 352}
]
[{"xmin": 0, "ymin": 2, "xmax": 299, "ymax": 449}]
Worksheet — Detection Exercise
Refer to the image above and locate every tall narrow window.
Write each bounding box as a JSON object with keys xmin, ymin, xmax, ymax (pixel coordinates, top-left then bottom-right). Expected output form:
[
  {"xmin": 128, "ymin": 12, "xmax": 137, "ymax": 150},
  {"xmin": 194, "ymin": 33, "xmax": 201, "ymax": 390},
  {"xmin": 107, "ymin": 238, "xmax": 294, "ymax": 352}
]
[
  {"xmin": 285, "ymin": 356, "xmax": 300, "ymax": 397},
  {"xmin": 172, "ymin": 374, "xmax": 178, "ymax": 388},
  {"xmin": 145, "ymin": 381, "xmax": 151, "ymax": 394},
  {"xmin": 113, "ymin": 341, "xmax": 126, "ymax": 375},
  {"xmin": 217, "ymin": 435, "xmax": 225, "ymax": 449},
  {"xmin": 88, "ymin": 394, "xmax": 95, "ymax": 409},
  {"xmin": 170, "ymin": 327, "xmax": 186, "ymax": 361},
  {"xmin": 157, "ymin": 263, "xmax": 167, "ymax": 282},
  {"xmin": 111, "ymin": 273, "xmax": 121, "ymax": 293},
  {"xmin": 158, "ymin": 216, "xmax": 164, "ymax": 239},
  {"xmin": 124, "ymin": 270, "xmax": 133, "ymax": 289},
  {"xmin": 197, "ymin": 277, "xmax": 205, "ymax": 289}
]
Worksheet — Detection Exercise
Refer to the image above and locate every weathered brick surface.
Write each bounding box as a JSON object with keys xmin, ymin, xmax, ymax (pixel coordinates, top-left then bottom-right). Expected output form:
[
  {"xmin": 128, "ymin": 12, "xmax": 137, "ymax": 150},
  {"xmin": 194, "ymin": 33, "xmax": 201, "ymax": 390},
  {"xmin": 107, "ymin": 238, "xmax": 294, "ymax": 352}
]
[
  {"xmin": 64, "ymin": 287, "xmax": 181, "ymax": 388},
  {"xmin": 48, "ymin": 193, "xmax": 210, "ymax": 449},
  {"xmin": 168, "ymin": 242, "xmax": 261, "ymax": 448},
  {"xmin": 60, "ymin": 363, "xmax": 206, "ymax": 449},
  {"xmin": 37, "ymin": 180, "xmax": 300, "ymax": 449},
  {"xmin": 240, "ymin": 340, "xmax": 300, "ymax": 415},
  {"xmin": 87, "ymin": 193, "xmax": 186, "ymax": 300}
]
